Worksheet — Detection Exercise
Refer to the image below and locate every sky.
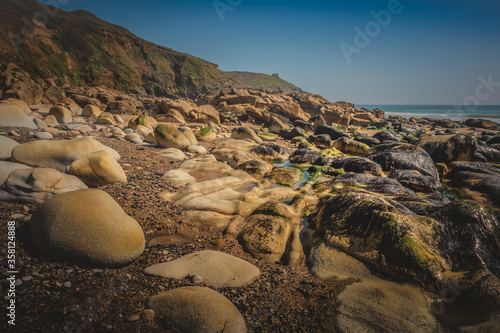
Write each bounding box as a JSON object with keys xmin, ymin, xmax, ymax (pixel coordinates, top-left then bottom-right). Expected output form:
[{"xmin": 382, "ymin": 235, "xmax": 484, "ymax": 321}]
[{"xmin": 46, "ymin": 0, "xmax": 500, "ymax": 105}]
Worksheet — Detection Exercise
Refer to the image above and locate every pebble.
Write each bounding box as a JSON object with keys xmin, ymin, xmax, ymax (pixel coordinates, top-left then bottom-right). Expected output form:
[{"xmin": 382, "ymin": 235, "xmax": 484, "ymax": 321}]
[
  {"xmin": 9, "ymin": 130, "xmax": 20, "ymax": 137},
  {"xmin": 15, "ymin": 279, "xmax": 22, "ymax": 286},
  {"xmin": 9, "ymin": 214, "xmax": 25, "ymax": 220},
  {"xmin": 22, "ymin": 276, "xmax": 32, "ymax": 282},
  {"xmin": 63, "ymin": 282, "xmax": 71, "ymax": 288},
  {"xmin": 126, "ymin": 314, "xmax": 141, "ymax": 322},
  {"xmin": 141, "ymin": 309, "xmax": 155, "ymax": 321}
]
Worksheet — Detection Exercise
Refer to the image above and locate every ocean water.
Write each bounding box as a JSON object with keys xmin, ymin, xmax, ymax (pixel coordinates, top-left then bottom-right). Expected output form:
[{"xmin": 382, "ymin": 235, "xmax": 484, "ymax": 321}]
[{"xmin": 358, "ymin": 105, "xmax": 500, "ymax": 123}]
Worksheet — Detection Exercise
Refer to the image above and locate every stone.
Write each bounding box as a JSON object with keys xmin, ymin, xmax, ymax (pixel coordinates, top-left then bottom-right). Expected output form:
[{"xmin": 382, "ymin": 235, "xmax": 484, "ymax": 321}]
[
  {"xmin": 69, "ymin": 150, "xmax": 127, "ymax": 187},
  {"xmin": 0, "ymin": 136, "xmax": 19, "ymax": 159},
  {"xmin": 34, "ymin": 132, "xmax": 53, "ymax": 140},
  {"xmin": 154, "ymin": 125, "xmax": 190, "ymax": 149},
  {"xmin": 269, "ymin": 167, "xmax": 302, "ymax": 186},
  {"xmin": 156, "ymin": 109, "xmax": 186, "ymax": 123},
  {"xmin": 342, "ymin": 157, "xmax": 382, "ymax": 175},
  {"xmin": 195, "ymin": 127, "xmax": 217, "ymax": 142},
  {"xmin": 0, "ymin": 104, "xmax": 37, "ymax": 129},
  {"xmin": 211, "ymin": 140, "xmax": 273, "ymax": 175},
  {"xmin": 419, "ymin": 134, "xmax": 478, "ymax": 164},
  {"xmin": 157, "ymin": 148, "xmax": 187, "ymax": 161},
  {"xmin": 190, "ymin": 105, "xmax": 220, "ymax": 124},
  {"xmin": 269, "ymin": 102, "xmax": 309, "ymax": 122},
  {"xmin": 0, "ymin": 98, "xmax": 31, "ymax": 114},
  {"xmin": 0, "ymin": 161, "xmax": 31, "ymax": 185},
  {"xmin": 48, "ymin": 105, "xmax": 73, "ymax": 124},
  {"xmin": 43, "ymin": 115, "xmax": 59, "ymax": 127},
  {"xmin": 145, "ymin": 250, "xmax": 260, "ymax": 288},
  {"xmin": 12, "ymin": 137, "xmax": 120, "ymax": 171},
  {"xmin": 128, "ymin": 115, "xmax": 152, "ymax": 129},
  {"xmin": 336, "ymin": 281, "xmax": 438, "ymax": 333},
  {"xmin": 333, "ymin": 137, "xmax": 372, "ymax": 156},
  {"xmin": 95, "ymin": 112, "xmax": 116, "ymax": 125},
  {"xmin": 464, "ymin": 119, "xmax": 499, "ymax": 129},
  {"xmin": 148, "ymin": 287, "xmax": 246, "ymax": 333},
  {"xmin": 314, "ymin": 124, "xmax": 350, "ymax": 141},
  {"xmin": 43, "ymin": 86, "xmax": 66, "ymax": 104},
  {"xmin": 29, "ymin": 189, "xmax": 145, "ymax": 267},
  {"xmin": 162, "ymin": 170, "xmax": 197, "ymax": 187},
  {"xmin": 178, "ymin": 127, "xmax": 198, "ymax": 146},
  {"xmin": 33, "ymin": 118, "xmax": 47, "ymax": 130},
  {"xmin": 81, "ymin": 105, "xmax": 102, "ymax": 118},
  {"xmin": 0, "ymin": 168, "xmax": 87, "ymax": 203},
  {"xmin": 188, "ymin": 145, "xmax": 207, "ymax": 154},
  {"xmin": 231, "ymin": 127, "xmax": 263, "ymax": 143}
]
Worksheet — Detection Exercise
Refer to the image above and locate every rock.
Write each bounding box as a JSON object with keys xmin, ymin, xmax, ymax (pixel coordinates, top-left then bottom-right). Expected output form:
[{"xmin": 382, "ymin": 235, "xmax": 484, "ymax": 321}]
[
  {"xmin": 0, "ymin": 98, "xmax": 31, "ymax": 114},
  {"xmin": 0, "ymin": 136, "xmax": 19, "ymax": 159},
  {"xmin": 157, "ymin": 99, "xmax": 195, "ymax": 117},
  {"xmin": 373, "ymin": 130, "xmax": 401, "ymax": 143},
  {"xmin": 106, "ymin": 101, "xmax": 136, "ymax": 114},
  {"xmin": 12, "ymin": 137, "xmax": 120, "ymax": 171},
  {"xmin": 69, "ymin": 150, "xmax": 127, "ymax": 187},
  {"xmin": 128, "ymin": 115, "xmax": 152, "ymax": 130},
  {"xmin": 258, "ymin": 132, "xmax": 278, "ymax": 142},
  {"xmin": 0, "ymin": 168, "xmax": 87, "ymax": 203},
  {"xmin": 211, "ymin": 140, "xmax": 273, "ymax": 174},
  {"xmin": 42, "ymin": 115, "xmax": 59, "ymax": 127},
  {"xmin": 29, "ymin": 189, "xmax": 145, "ymax": 267},
  {"xmin": 314, "ymin": 124, "xmax": 350, "ymax": 141},
  {"xmin": 268, "ymin": 102, "xmax": 309, "ymax": 121},
  {"xmin": 289, "ymin": 148, "xmax": 322, "ymax": 164},
  {"xmin": 178, "ymin": 127, "xmax": 198, "ymax": 146},
  {"xmin": 231, "ymin": 127, "xmax": 263, "ymax": 143},
  {"xmin": 269, "ymin": 167, "xmax": 302, "ymax": 186},
  {"xmin": 188, "ymin": 145, "xmax": 207, "ymax": 154},
  {"xmin": 389, "ymin": 169, "xmax": 443, "ymax": 194},
  {"xmin": 342, "ymin": 157, "xmax": 382, "ymax": 175},
  {"xmin": 0, "ymin": 63, "xmax": 43, "ymax": 105},
  {"xmin": 95, "ymin": 112, "xmax": 116, "ymax": 125},
  {"xmin": 195, "ymin": 127, "xmax": 217, "ymax": 142},
  {"xmin": 156, "ymin": 108, "xmax": 186, "ymax": 123},
  {"xmin": 475, "ymin": 145, "xmax": 500, "ymax": 162},
  {"xmin": 81, "ymin": 105, "xmax": 102, "ymax": 118},
  {"xmin": 419, "ymin": 134, "xmax": 478, "ymax": 164},
  {"xmin": 33, "ymin": 118, "xmax": 47, "ymax": 130},
  {"xmin": 157, "ymin": 148, "xmax": 187, "ymax": 161},
  {"xmin": 71, "ymin": 94, "xmax": 101, "ymax": 108},
  {"xmin": 465, "ymin": 119, "xmax": 499, "ymax": 129},
  {"xmin": 327, "ymin": 173, "xmax": 415, "ymax": 197},
  {"xmin": 267, "ymin": 115, "xmax": 291, "ymax": 133},
  {"xmin": 154, "ymin": 125, "xmax": 190, "ymax": 149},
  {"xmin": 162, "ymin": 170, "xmax": 197, "ymax": 187},
  {"xmin": 333, "ymin": 137, "xmax": 372, "ymax": 156},
  {"xmin": 336, "ymin": 281, "xmax": 438, "ymax": 333},
  {"xmin": 148, "ymin": 287, "xmax": 246, "ymax": 333},
  {"xmin": 294, "ymin": 120, "xmax": 314, "ymax": 132},
  {"xmin": 278, "ymin": 127, "xmax": 306, "ymax": 140},
  {"xmin": 449, "ymin": 171, "xmax": 500, "ymax": 207},
  {"xmin": 190, "ymin": 105, "xmax": 220, "ymax": 124},
  {"xmin": 48, "ymin": 105, "xmax": 73, "ymax": 124},
  {"xmin": 0, "ymin": 161, "xmax": 31, "ymax": 185},
  {"xmin": 369, "ymin": 143, "xmax": 439, "ymax": 179},
  {"xmin": 311, "ymin": 115, "xmax": 326, "ymax": 130},
  {"xmin": 34, "ymin": 132, "xmax": 53, "ymax": 140},
  {"xmin": 43, "ymin": 86, "xmax": 66, "ymax": 104},
  {"xmin": 0, "ymin": 104, "xmax": 37, "ymax": 129},
  {"xmin": 145, "ymin": 250, "xmax": 260, "ymax": 288}
]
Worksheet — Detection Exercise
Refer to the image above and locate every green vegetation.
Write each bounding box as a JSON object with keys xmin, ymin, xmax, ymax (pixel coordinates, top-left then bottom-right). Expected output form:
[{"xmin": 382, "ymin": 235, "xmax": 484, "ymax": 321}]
[
  {"xmin": 226, "ymin": 71, "xmax": 303, "ymax": 93},
  {"xmin": 197, "ymin": 127, "xmax": 215, "ymax": 137}
]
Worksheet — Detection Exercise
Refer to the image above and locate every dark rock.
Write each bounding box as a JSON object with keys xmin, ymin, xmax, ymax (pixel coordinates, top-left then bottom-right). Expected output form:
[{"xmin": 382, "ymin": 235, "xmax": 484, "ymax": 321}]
[
  {"xmin": 308, "ymin": 134, "xmax": 332, "ymax": 148},
  {"xmin": 487, "ymin": 136, "xmax": 500, "ymax": 145},
  {"xmin": 294, "ymin": 120, "xmax": 314, "ymax": 132},
  {"xmin": 353, "ymin": 134, "xmax": 380, "ymax": 147},
  {"xmin": 342, "ymin": 157, "xmax": 382, "ymax": 175},
  {"xmin": 290, "ymin": 149, "xmax": 321, "ymax": 164},
  {"xmin": 464, "ymin": 119, "xmax": 499, "ymax": 129},
  {"xmin": 314, "ymin": 124, "xmax": 350, "ymax": 141},
  {"xmin": 475, "ymin": 145, "xmax": 500, "ymax": 162},
  {"xmin": 250, "ymin": 143, "xmax": 288, "ymax": 159},
  {"xmin": 330, "ymin": 173, "xmax": 416, "ymax": 197},
  {"xmin": 278, "ymin": 127, "xmax": 306, "ymax": 140},
  {"xmin": 447, "ymin": 161, "xmax": 498, "ymax": 177},
  {"xmin": 369, "ymin": 143, "xmax": 439, "ymax": 179},
  {"xmin": 373, "ymin": 130, "xmax": 401, "ymax": 143},
  {"xmin": 419, "ymin": 134, "xmax": 478, "ymax": 164},
  {"xmin": 389, "ymin": 169, "xmax": 443, "ymax": 194},
  {"xmin": 449, "ymin": 171, "xmax": 500, "ymax": 207}
]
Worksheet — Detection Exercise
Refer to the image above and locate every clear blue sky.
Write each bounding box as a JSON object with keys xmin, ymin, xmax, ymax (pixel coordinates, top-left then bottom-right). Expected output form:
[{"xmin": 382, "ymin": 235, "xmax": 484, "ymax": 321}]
[{"xmin": 52, "ymin": 0, "xmax": 500, "ymax": 105}]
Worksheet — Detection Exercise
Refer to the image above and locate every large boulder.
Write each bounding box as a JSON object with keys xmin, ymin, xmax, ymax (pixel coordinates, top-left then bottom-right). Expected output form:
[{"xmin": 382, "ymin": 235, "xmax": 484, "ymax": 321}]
[
  {"xmin": 154, "ymin": 125, "xmax": 190, "ymax": 149},
  {"xmin": 43, "ymin": 86, "xmax": 66, "ymax": 105},
  {"xmin": 48, "ymin": 105, "xmax": 73, "ymax": 124},
  {"xmin": 29, "ymin": 189, "xmax": 145, "ymax": 267},
  {"xmin": 0, "ymin": 104, "xmax": 37, "ymax": 129},
  {"xmin": 0, "ymin": 63, "xmax": 43, "ymax": 105},
  {"xmin": 268, "ymin": 102, "xmax": 310, "ymax": 122},
  {"xmin": 81, "ymin": 105, "xmax": 102, "ymax": 118},
  {"xmin": 145, "ymin": 250, "xmax": 260, "ymax": 288},
  {"xmin": 190, "ymin": 105, "xmax": 220, "ymax": 124},
  {"xmin": 314, "ymin": 124, "xmax": 350, "ymax": 141},
  {"xmin": 0, "ymin": 168, "xmax": 87, "ymax": 203},
  {"xmin": 231, "ymin": 127, "xmax": 263, "ymax": 143},
  {"xmin": 69, "ymin": 150, "xmax": 127, "ymax": 187},
  {"xmin": 148, "ymin": 287, "xmax": 247, "ymax": 333},
  {"xmin": 0, "ymin": 136, "xmax": 19, "ymax": 159},
  {"xmin": 419, "ymin": 134, "xmax": 478, "ymax": 164},
  {"xmin": 11, "ymin": 138, "xmax": 120, "ymax": 171},
  {"xmin": 95, "ymin": 112, "xmax": 116, "ymax": 125}
]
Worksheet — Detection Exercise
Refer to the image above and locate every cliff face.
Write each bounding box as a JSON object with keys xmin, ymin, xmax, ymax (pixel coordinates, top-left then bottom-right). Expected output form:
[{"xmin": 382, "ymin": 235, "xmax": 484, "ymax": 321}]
[{"xmin": 0, "ymin": 0, "xmax": 242, "ymax": 98}]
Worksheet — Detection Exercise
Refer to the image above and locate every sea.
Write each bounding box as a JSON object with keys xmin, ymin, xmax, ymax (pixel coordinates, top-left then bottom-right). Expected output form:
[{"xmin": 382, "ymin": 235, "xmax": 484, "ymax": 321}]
[{"xmin": 357, "ymin": 105, "xmax": 500, "ymax": 123}]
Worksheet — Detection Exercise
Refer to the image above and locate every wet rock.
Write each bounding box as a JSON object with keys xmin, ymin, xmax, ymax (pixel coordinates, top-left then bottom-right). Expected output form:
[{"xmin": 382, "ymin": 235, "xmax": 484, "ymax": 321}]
[
  {"xmin": 290, "ymin": 148, "xmax": 322, "ymax": 164},
  {"xmin": 342, "ymin": 157, "xmax": 381, "ymax": 175},
  {"xmin": 314, "ymin": 124, "xmax": 350, "ymax": 141},
  {"xmin": 474, "ymin": 145, "xmax": 500, "ymax": 162},
  {"xmin": 148, "ymin": 287, "xmax": 246, "ymax": 333},
  {"xmin": 329, "ymin": 173, "xmax": 416, "ymax": 197},
  {"xmin": 145, "ymin": 250, "xmax": 260, "ymax": 288},
  {"xmin": 269, "ymin": 167, "xmax": 302, "ymax": 186},
  {"xmin": 389, "ymin": 169, "xmax": 443, "ymax": 194},
  {"xmin": 308, "ymin": 134, "xmax": 332, "ymax": 148},
  {"xmin": 250, "ymin": 143, "xmax": 288, "ymax": 161},
  {"xmin": 373, "ymin": 130, "xmax": 401, "ymax": 143},
  {"xmin": 333, "ymin": 137, "xmax": 372, "ymax": 156},
  {"xmin": 369, "ymin": 143, "xmax": 439, "ymax": 179},
  {"xmin": 30, "ymin": 189, "xmax": 145, "ymax": 267},
  {"xmin": 464, "ymin": 119, "xmax": 499, "ymax": 129},
  {"xmin": 278, "ymin": 127, "xmax": 306, "ymax": 140},
  {"xmin": 419, "ymin": 134, "xmax": 478, "ymax": 164},
  {"xmin": 449, "ymin": 171, "xmax": 500, "ymax": 207}
]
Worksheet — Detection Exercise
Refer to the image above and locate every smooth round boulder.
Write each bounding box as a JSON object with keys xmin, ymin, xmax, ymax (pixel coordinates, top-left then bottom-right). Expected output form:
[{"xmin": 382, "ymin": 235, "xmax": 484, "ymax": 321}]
[
  {"xmin": 0, "ymin": 104, "xmax": 37, "ymax": 129},
  {"xmin": 95, "ymin": 112, "xmax": 116, "ymax": 125},
  {"xmin": 48, "ymin": 105, "xmax": 73, "ymax": 123},
  {"xmin": 29, "ymin": 189, "xmax": 145, "ymax": 267},
  {"xmin": 154, "ymin": 125, "xmax": 190, "ymax": 149},
  {"xmin": 0, "ymin": 161, "xmax": 31, "ymax": 185},
  {"xmin": 148, "ymin": 287, "xmax": 247, "ymax": 333},
  {"xmin": 11, "ymin": 137, "xmax": 120, "ymax": 171},
  {"xmin": 82, "ymin": 105, "xmax": 102, "ymax": 118},
  {"xmin": 69, "ymin": 150, "xmax": 127, "ymax": 187}
]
